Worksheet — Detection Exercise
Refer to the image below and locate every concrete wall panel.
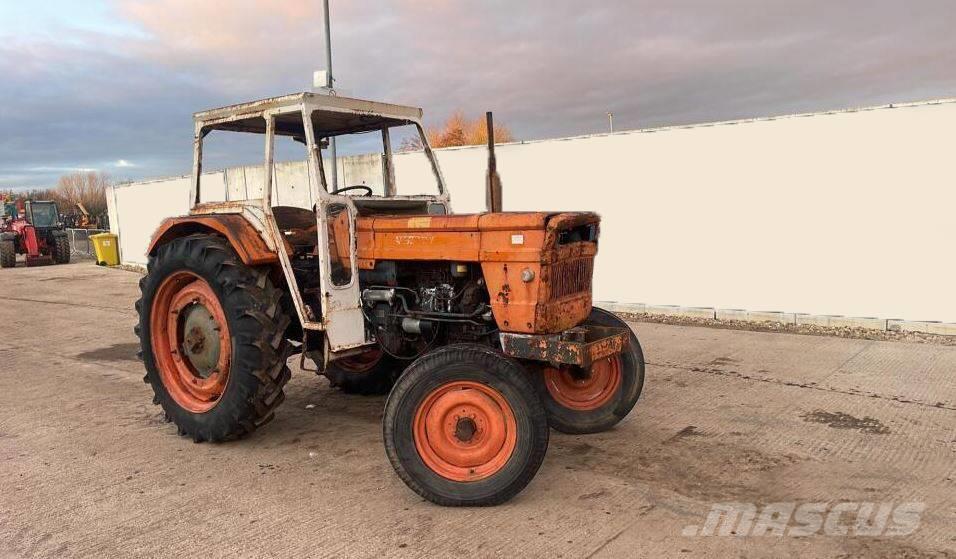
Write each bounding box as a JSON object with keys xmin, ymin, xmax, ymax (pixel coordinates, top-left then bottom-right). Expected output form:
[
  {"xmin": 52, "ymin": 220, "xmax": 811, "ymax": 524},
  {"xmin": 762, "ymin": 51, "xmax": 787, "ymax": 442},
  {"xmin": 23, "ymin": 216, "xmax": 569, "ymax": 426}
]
[{"xmin": 111, "ymin": 100, "xmax": 956, "ymax": 323}]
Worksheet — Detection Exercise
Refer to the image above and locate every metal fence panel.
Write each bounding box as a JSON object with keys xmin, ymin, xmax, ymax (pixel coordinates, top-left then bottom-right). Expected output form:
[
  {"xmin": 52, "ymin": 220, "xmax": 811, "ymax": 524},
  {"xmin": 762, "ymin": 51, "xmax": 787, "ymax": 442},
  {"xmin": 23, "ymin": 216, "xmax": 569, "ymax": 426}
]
[{"xmin": 67, "ymin": 228, "xmax": 107, "ymax": 258}]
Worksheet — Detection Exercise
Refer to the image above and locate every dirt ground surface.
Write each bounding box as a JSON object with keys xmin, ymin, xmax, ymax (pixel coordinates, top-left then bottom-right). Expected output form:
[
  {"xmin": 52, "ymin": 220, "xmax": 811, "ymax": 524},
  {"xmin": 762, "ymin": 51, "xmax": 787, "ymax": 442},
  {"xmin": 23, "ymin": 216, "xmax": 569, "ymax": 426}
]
[
  {"xmin": 1, "ymin": 262, "xmax": 954, "ymax": 558},
  {"xmin": 617, "ymin": 311, "xmax": 956, "ymax": 346}
]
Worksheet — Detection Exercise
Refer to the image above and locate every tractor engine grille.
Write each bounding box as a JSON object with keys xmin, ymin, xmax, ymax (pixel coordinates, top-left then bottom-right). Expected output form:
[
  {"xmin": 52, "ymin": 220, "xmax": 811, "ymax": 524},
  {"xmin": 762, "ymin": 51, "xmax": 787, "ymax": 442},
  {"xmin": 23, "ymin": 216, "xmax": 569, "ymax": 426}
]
[{"xmin": 547, "ymin": 257, "xmax": 594, "ymax": 300}]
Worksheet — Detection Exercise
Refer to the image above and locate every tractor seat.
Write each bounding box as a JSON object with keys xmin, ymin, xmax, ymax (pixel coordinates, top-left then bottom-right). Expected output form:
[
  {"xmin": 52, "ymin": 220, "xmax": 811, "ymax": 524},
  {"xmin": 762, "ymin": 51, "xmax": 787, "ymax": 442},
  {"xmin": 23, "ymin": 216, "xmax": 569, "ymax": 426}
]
[{"xmin": 273, "ymin": 206, "xmax": 317, "ymax": 254}]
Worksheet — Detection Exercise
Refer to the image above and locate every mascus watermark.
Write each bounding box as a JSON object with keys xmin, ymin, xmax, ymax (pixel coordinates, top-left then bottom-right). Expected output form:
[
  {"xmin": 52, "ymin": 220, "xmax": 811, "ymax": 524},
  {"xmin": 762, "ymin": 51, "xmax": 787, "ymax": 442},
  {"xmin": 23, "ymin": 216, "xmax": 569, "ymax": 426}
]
[{"xmin": 682, "ymin": 502, "xmax": 925, "ymax": 537}]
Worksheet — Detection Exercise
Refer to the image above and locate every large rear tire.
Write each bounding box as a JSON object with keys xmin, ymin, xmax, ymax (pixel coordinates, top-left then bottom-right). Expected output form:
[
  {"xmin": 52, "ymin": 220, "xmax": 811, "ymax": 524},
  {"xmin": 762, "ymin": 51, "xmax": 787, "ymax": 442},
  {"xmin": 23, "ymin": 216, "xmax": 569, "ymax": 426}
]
[
  {"xmin": 135, "ymin": 234, "xmax": 292, "ymax": 442},
  {"xmin": 531, "ymin": 307, "xmax": 645, "ymax": 434},
  {"xmin": 384, "ymin": 344, "xmax": 549, "ymax": 506},
  {"xmin": 0, "ymin": 240, "xmax": 14, "ymax": 268},
  {"xmin": 326, "ymin": 347, "xmax": 399, "ymax": 395}
]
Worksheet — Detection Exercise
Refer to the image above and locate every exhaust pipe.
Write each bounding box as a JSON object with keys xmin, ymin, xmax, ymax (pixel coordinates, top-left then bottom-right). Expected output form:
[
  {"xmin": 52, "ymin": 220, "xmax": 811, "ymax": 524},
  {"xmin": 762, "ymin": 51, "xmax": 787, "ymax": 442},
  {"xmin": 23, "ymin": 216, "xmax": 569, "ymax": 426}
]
[{"xmin": 485, "ymin": 111, "xmax": 503, "ymax": 213}]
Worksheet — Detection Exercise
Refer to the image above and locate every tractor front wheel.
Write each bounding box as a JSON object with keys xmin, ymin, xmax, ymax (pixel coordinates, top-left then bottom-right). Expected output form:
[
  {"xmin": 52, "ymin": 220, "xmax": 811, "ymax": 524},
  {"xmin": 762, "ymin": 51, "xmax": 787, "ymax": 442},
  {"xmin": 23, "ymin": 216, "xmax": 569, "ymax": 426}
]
[
  {"xmin": 531, "ymin": 307, "xmax": 645, "ymax": 434},
  {"xmin": 135, "ymin": 234, "xmax": 292, "ymax": 442},
  {"xmin": 52, "ymin": 234, "xmax": 70, "ymax": 264},
  {"xmin": 0, "ymin": 240, "xmax": 14, "ymax": 268},
  {"xmin": 384, "ymin": 344, "xmax": 549, "ymax": 506}
]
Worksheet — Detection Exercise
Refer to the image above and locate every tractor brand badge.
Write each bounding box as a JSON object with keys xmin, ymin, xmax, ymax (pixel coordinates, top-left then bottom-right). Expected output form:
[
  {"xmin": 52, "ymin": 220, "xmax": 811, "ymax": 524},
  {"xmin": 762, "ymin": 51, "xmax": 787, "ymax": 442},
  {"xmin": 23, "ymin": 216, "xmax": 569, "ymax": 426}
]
[
  {"xmin": 511, "ymin": 234, "xmax": 525, "ymax": 245},
  {"xmin": 407, "ymin": 217, "xmax": 432, "ymax": 228},
  {"xmin": 393, "ymin": 234, "xmax": 434, "ymax": 246}
]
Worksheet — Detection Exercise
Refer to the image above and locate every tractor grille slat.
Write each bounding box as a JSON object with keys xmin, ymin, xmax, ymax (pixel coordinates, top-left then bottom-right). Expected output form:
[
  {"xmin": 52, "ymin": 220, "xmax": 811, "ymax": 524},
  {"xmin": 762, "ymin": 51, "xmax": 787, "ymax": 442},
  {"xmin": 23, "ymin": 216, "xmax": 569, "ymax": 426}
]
[{"xmin": 548, "ymin": 258, "xmax": 594, "ymax": 300}]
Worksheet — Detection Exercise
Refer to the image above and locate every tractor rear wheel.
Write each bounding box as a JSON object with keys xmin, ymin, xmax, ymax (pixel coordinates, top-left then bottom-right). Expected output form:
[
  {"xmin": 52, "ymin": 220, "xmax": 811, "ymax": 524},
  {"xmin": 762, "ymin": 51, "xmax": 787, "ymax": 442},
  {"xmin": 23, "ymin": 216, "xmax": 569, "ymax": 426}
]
[
  {"xmin": 325, "ymin": 347, "xmax": 398, "ymax": 395},
  {"xmin": 384, "ymin": 344, "xmax": 549, "ymax": 506},
  {"xmin": 0, "ymin": 240, "xmax": 14, "ymax": 268},
  {"xmin": 135, "ymin": 234, "xmax": 292, "ymax": 442},
  {"xmin": 52, "ymin": 234, "xmax": 70, "ymax": 264},
  {"xmin": 531, "ymin": 307, "xmax": 645, "ymax": 434}
]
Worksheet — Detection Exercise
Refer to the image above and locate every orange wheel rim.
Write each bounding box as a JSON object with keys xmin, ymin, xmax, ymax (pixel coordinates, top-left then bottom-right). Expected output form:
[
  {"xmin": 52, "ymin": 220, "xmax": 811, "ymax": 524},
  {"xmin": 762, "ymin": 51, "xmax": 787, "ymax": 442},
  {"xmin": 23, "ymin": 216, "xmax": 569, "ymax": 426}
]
[
  {"xmin": 413, "ymin": 381, "xmax": 517, "ymax": 482},
  {"xmin": 544, "ymin": 355, "xmax": 623, "ymax": 411},
  {"xmin": 150, "ymin": 271, "xmax": 231, "ymax": 413},
  {"xmin": 337, "ymin": 348, "xmax": 383, "ymax": 373}
]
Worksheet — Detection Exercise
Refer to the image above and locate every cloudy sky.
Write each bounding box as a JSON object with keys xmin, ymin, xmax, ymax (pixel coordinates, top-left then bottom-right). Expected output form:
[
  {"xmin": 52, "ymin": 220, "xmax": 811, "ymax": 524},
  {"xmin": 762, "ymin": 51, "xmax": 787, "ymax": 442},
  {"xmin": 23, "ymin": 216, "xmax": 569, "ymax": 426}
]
[{"xmin": 1, "ymin": 0, "xmax": 954, "ymax": 189}]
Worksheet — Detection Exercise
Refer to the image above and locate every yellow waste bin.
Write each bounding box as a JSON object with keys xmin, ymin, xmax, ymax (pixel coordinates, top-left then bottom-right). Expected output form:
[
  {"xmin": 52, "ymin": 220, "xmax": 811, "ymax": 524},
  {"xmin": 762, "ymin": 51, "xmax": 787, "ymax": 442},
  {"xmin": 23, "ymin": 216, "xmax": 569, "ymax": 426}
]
[{"xmin": 90, "ymin": 233, "xmax": 120, "ymax": 266}]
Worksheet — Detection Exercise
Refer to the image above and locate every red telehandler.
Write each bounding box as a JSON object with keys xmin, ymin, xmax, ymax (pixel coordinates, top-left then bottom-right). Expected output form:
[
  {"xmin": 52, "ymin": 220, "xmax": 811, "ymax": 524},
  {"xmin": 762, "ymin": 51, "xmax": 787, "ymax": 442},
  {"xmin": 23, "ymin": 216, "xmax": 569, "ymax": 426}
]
[{"xmin": 1, "ymin": 199, "xmax": 71, "ymax": 268}]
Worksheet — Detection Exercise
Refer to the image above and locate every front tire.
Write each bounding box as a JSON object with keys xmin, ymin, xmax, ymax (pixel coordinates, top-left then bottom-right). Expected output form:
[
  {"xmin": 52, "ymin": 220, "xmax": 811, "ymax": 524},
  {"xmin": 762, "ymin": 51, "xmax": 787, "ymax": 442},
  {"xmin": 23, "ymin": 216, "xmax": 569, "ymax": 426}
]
[
  {"xmin": 135, "ymin": 234, "xmax": 292, "ymax": 442},
  {"xmin": 384, "ymin": 344, "xmax": 549, "ymax": 506},
  {"xmin": 52, "ymin": 234, "xmax": 70, "ymax": 264},
  {"xmin": 0, "ymin": 240, "xmax": 15, "ymax": 268},
  {"xmin": 531, "ymin": 307, "xmax": 645, "ymax": 434}
]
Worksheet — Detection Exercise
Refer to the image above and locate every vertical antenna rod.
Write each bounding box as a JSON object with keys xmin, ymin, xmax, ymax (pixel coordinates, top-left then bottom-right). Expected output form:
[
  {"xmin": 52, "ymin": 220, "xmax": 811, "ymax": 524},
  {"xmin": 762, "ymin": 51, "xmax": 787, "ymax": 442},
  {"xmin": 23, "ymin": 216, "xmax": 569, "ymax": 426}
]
[{"xmin": 322, "ymin": 0, "xmax": 337, "ymax": 191}]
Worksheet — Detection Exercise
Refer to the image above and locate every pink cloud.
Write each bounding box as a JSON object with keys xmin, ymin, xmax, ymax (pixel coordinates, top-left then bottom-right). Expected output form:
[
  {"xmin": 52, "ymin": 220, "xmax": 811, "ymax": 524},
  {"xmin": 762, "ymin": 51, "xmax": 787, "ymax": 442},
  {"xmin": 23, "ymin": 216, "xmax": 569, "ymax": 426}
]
[{"xmin": 3, "ymin": 0, "xmax": 955, "ymax": 189}]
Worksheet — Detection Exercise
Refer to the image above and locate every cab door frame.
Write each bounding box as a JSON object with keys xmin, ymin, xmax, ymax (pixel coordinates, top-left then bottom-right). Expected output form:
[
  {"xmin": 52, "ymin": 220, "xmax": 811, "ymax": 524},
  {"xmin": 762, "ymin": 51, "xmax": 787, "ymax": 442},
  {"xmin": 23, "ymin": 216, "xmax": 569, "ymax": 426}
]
[{"xmin": 298, "ymin": 107, "xmax": 368, "ymax": 353}]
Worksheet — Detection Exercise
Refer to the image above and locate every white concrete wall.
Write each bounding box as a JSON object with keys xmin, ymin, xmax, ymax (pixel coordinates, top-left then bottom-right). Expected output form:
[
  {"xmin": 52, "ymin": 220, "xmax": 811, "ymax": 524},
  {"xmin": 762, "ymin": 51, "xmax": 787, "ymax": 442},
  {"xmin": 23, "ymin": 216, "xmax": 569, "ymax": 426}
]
[
  {"xmin": 111, "ymin": 175, "xmax": 190, "ymax": 267},
  {"xmin": 111, "ymin": 99, "xmax": 956, "ymax": 323},
  {"xmin": 109, "ymin": 156, "xmax": 384, "ymax": 265}
]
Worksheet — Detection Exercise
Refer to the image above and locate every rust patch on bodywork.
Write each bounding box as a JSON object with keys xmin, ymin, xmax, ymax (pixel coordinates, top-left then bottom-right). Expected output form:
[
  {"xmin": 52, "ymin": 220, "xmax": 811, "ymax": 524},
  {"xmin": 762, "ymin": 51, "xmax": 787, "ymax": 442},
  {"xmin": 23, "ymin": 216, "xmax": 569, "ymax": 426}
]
[
  {"xmin": 149, "ymin": 215, "xmax": 278, "ymax": 266},
  {"xmin": 535, "ymin": 292, "xmax": 593, "ymax": 333},
  {"xmin": 499, "ymin": 325, "xmax": 628, "ymax": 367}
]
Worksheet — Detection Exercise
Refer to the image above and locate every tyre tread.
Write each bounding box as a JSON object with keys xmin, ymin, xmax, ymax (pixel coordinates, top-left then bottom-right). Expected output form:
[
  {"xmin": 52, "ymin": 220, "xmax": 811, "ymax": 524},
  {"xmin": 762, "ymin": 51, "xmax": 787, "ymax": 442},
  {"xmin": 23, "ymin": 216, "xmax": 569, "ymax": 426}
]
[
  {"xmin": 136, "ymin": 234, "xmax": 291, "ymax": 442},
  {"xmin": 0, "ymin": 240, "xmax": 15, "ymax": 268},
  {"xmin": 384, "ymin": 343, "xmax": 549, "ymax": 506}
]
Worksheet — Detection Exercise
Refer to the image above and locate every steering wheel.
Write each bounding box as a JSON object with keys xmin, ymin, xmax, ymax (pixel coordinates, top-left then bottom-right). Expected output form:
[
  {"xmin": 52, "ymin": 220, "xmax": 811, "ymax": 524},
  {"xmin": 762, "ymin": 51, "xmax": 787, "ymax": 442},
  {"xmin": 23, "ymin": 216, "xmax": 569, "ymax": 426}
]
[{"xmin": 331, "ymin": 185, "xmax": 373, "ymax": 196}]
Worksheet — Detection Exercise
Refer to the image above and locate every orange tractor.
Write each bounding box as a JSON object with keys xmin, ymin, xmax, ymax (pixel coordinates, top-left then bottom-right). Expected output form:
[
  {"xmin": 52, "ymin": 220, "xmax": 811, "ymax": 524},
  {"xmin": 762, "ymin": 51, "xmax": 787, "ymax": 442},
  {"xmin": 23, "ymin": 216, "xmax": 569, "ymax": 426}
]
[{"xmin": 137, "ymin": 93, "xmax": 645, "ymax": 506}]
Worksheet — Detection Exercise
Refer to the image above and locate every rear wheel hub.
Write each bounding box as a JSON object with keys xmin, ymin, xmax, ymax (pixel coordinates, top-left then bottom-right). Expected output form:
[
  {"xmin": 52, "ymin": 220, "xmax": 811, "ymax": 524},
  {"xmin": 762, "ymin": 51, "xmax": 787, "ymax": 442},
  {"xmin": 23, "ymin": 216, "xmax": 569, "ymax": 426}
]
[
  {"xmin": 336, "ymin": 347, "xmax": 383, "ymax": 373},
  {"xmin": 180, "ymin": 304, "xmax": 222, "ymax": 378},
  {"xmin": 150, "ymin": 272, "xmax": 232, "ymax": 413}
]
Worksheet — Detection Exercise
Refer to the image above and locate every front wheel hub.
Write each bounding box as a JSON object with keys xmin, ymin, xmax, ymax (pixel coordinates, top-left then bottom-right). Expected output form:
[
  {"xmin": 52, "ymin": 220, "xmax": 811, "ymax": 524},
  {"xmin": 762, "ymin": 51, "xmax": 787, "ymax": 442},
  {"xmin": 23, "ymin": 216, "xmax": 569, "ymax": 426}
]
[
  {"xmin": 543, "ymin": 355, "xmax": 623, "ymax": 411},
  {"xmin": 413, "ymin": 381, "xmax": 517, "ymax": 481},
  {"xmin": 454, "ymin": 417, "xmax": 478, "ymax": 442}
]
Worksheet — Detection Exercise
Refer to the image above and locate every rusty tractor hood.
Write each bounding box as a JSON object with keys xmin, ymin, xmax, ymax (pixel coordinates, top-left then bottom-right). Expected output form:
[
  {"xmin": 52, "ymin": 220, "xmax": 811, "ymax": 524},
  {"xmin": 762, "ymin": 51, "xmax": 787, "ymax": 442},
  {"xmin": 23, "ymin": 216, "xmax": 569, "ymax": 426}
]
[
  {"xmin": 358, "ymin": 211, "xmax": 599, "ymax": 234},
  {"xmin": 356, "ymin": 211, "xmax": 601, "ymax": 266}
]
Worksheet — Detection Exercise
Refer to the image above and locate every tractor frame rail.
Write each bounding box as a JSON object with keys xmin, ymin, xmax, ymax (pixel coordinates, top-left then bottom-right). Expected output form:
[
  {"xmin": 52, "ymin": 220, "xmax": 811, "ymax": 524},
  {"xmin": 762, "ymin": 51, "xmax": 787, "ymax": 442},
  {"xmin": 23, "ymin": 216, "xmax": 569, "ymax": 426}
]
[{"xmin": 499, "ymin": 325, "xmax": 629, "ymax": 368}]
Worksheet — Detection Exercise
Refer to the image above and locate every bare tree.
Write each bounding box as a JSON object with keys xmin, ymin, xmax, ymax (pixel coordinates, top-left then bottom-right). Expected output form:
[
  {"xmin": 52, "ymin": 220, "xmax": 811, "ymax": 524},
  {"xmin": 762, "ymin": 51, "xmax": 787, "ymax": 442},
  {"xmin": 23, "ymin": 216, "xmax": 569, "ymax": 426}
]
[
  {"xmin": 55, "ymin": 171, "xmax": 111, "ymax": 217},
  {"xmin": 400, "ymin": 111, "xmax": 515, "ymax": 152}
]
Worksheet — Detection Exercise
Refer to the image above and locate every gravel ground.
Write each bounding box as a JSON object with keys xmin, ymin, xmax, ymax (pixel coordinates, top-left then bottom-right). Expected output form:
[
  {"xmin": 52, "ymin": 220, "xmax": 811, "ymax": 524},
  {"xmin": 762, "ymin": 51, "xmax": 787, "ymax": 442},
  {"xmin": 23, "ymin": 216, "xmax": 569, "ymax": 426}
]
[
  {"xmin": 618, "ymin": 312, "xmax": 956, "ymax": 346},
  {"xmin": 1, "ymin": 262, "xmax": 954, "ymax": 558}
]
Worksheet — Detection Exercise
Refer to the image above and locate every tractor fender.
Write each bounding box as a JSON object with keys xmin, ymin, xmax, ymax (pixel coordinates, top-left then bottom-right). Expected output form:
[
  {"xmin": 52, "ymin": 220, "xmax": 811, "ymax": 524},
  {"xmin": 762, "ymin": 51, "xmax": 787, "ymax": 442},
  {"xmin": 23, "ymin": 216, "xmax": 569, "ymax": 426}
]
[
  {"xmin": 148, "ymin": 215, "xmax": 279, "ymax": 266},
  {"xmin": 51, "ymin": 230, "xmax": 68, "ymax": 238}
]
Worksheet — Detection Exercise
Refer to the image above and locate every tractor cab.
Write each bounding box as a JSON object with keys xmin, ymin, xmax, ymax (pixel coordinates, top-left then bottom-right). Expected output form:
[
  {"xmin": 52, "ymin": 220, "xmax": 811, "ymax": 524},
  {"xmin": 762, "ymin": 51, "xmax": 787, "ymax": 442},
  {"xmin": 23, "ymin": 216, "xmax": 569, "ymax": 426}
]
[
  {"xmin": 24, "ymin": 201, "xmax": 61, "ymax": 230},
  {"xmin": 155, "ymin": 93, "xmax": 452, "ymax": 353}
]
